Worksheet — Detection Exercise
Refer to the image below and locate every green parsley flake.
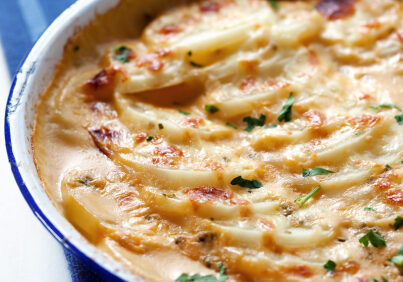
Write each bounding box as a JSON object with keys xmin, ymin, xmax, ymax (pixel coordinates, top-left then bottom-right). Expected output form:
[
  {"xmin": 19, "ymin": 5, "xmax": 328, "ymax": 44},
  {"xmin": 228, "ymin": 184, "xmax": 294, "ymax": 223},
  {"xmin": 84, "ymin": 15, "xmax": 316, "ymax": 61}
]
[
  {"xmin": 394, "ymin": 216, "xmax": 403, "ymax": 230},
  {"xmin": 370, "ymin": 104, "xmax": 402, "ymax": 112},
  {"xmin": 369, "ymin": 279, "xmax": 379, "ymax": 282},
  {"xmin": 146, "ymin": 136, "xmax": 154, "ymax": 142},
  {"xmin": 268, "ymin": 0, "xmax": 278, "ymax": 10},
  {"xmin": 187, "ymin": 50, "xmax": 192, "ymax": 56},
  {"xmin": 205, "ymin": 105, "xmax": 219, "ymax": 114},
  {"xmin": 364, "ymin": 207, "xmax": 375, "ymax": 211},
  {"xmin": 73, "ymin": 45, "xmax": 80, "ymax": 52},
  {"xmin": 190, "ymin": 61, "xmax": 203, "ymax": 68},
  {"xmin": 178, "ymin": 110, "xmax": 191, "ymax": 116},
  {"xmin": 158, "ymin": 123, "xmax": 164, "ymax": 130},
  {"xmin": 278, "ymin": 92, "xmax": 295, "ymax": 122},
  {"xmin": 225, "ymin": 122, "xmax": 238, "ymax": 129},
  {"xmin": 359, "ymin": 230, "xmax": 386, "ymax": 247},
  {"xmin": 355, "ymin": 130, "xmax": 366, "ymax": 136},
  {"xmin": 243, "ymin": 114, "xmax": 266, "ymax": 132},
  {"xmin": 302, "ymin": 168, "xmax": 335, "ymax": 177},
  {"xmin": 323, "ymin": 260, "xmax": 336, "ymax": 273},
  {"xmin": 389, "ymin": 244, "xmax": 403, "ymax": 267},
  {"xmin": 395, "ymin": 114, "xmax": 403, "ymax": 125},
  {"xmin": 175, "ymin": 262, "xmax": 228, "ymax": 282},
  {"xmin": 381, "ymin": 276, "xmax": 389, "ymax": 282},
  {"xmin": 112, "ymin": 46, "xmax": 134, "ymax": 63},
  {"xmin": 294, "ymin": 185, "xmax": 321, "ymax": 207},
  {"xmin": 265, "ymin": 124, "xmax": 278, "ymax": 129},
  {"xmin": 231, "ymin": 176, "xmax": 262, "ymax": 189}
]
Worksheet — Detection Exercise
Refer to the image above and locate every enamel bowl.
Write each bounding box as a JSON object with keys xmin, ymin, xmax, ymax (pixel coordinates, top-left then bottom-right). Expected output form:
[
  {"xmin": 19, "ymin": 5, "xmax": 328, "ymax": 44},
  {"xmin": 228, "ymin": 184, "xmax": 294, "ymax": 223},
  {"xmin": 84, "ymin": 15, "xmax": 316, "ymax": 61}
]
[{"xmin": 4, "ymin": 0, "xmax": 142, "ymax": 280}]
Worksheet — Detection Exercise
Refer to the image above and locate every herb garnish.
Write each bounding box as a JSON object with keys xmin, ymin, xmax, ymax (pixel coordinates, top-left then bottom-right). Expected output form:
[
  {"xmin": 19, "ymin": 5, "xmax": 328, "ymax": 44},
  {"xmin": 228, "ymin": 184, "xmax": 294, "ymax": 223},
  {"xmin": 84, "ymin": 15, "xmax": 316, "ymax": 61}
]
[
  {"xmin": 178, "ymin": 110, "xmax": 191, "ymax": 116},
  {"xmin": 390, "ymin": 244, "xmax": 403, "ymax": 267},
  {"xmin": 112, "ymin": 46, "xmax": 134, "ymax": 63},
  {"xmin": 205, "ymin": 105, "xmax": 219, "ymax": 114},
  {"xmin": 381, "ymin": 276, "xmax": 389, "ymax": 282},
  {"xmin": 243, "ymin": 114, "xmax": 266, "ymax": 132},
  {"xmin": 146, "ymin": 136, "xmax": 154, "ymax": 142},
  {"xmin": 268, "ymin": 0, "xmax": 278, "ymax": 10},
  {"xmin": 158, "ymin": 123, "xmax": 164, "ymax": 130},
  {"xmin": 359, "ymin": 230, "xmax": 386, "ymax": 247},
  {"xmin": 175, "ymin": 262, "xmax": 228, "ymax": 282},
  {"xmin": 370, "ymin": 104, "xmax": 402, "ymax": 112},
  {"xmin": 73, "ymin": 45, "xmax": 80, "ymax": 52},
  {"xmin": 225, "ymin": 122, "xmax": 238, "ymax": 129},
  {"xmin": 190, "ymin": 61, "xmax": 203, "ymax": 68},
  {"xmin": 394, "ymin": 216, "xmax": 403, "ymax": 230},
  {"xmin": 278, "ymin": 92, "xmax": 295, "ymax": 122},
  {"xmin": 364, "ymin": 207, "xmax": 375, "ymax": 211},
  {"xmin": 231, "ymin": 176, "xmax": 262, "ymax": 189},
  {"xmin": 302, "ymin": 168, "xmax": 335, "ymax": 177},
  {"xmin": 395, "ymin": 114, "xmax": 403, "ymax": 125},
  {"xmin": 265, "ymin": 124, "xmax": 278, "ymax": 129},
  {"xmin": 294, "ymin": 185, "xmax": 321, "ymax": 206},
  {"xmin": 187, "ymin": 50, "xmax": 192, "ymax": 56},
  {"xmin": 355, "ymin": 130, "xmax": 366, "ymax": 136},
  {"xmin": 323, "ymin": 260, "xmax": 336, "ymax": 273}
]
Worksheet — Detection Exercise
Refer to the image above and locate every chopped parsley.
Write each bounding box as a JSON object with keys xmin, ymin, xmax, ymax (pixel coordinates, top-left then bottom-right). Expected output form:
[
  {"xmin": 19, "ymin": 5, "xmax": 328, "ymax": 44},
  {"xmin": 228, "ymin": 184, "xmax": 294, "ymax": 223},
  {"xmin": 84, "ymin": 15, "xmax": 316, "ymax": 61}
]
[
  {"xmin": 369, "ymin": 279, "xmax": 378, "ymax": 282},
  {"xmin": 390, "ymin": 244, "xmax": 403, "ymax": 267},
  {"xmin": 187, "ymin": 50, "xmax": 192, "ymax": 56},
  {"xmin": 225, "ymin": 122, "xmax": 238, "ymax": 129},
  {"xmin": 175, "ymin": 262, "xmax": 228, "ymax": 282},
  {"xmin": 381, "ymin": 276, "xmax": 389, "ymax": 282},
  {"xmin": 359, "ymin": 230, "xmax": 386, "ymax": 247},
  {"xmin": 268, "ymin": 0, "xmax": 278, "ymax": 10},
  {"xmin": 394, "ymin": 216, "xmax": 403, "ymax": 230},
  {"xmin": 205, "ymin": 105, "xmax": 219, "ymax": 114},
  {"xmin": 395, "ymin": 114, "xmax": 403, "ymax": 125},
  {"xmin": 190, "ymin": 61, "xmax": 203, "ymax": 68},
  {"xmin": 370, "ymin": 104, "xmax": 402, "ymax": 112},
  {"xmin": 265, "ymin": 124, "xmax": 278, "ymax": 129},
  {"xmin": 355, "ymin": 130, "xmax": 366, "ymax": 136},
  {"xmin": 231, "ymin": 176, "xmax": 262, "ymax": 189},
  {"xmin": 158, "ymin": 123, "xmax": 164, "ymax": 130},
  {"xmin": 112, "ymin": 46, "xmax": 134, "ymax": 63},
  {"xmin": 294, "ymin": 185, "xmax": 321, "ymax": 206},
  {"xmin": 146, "ymin": 136, "xmax": 154, "ymax": 142},
  {"xmin": 278, "ymin": 92, "xmax": 295, "ymax": 122},
  {"xmin": 73, "ymin": 45, "xmax": 80, "ymax": 52},
  {"xmin": 243, "ymin": 114, "xmax": 266, "ymax": 132},
  {"xmin": 323, "ymin": 260, "xmax": 336, "ymax": 273},
  {"xmin": 178, "ymin": 110, "xmax": 191, "ymax": 116},
  {"xmin": 163, "ymin": 193, "xmax": 176, "ymax": 198},
  {"xmin": 364, "ymin": 207, "xmax": 375, "ymax": 211},
  {"xmin": 302, "ymin": 168, "xmax": 335, "ymax": 177}
]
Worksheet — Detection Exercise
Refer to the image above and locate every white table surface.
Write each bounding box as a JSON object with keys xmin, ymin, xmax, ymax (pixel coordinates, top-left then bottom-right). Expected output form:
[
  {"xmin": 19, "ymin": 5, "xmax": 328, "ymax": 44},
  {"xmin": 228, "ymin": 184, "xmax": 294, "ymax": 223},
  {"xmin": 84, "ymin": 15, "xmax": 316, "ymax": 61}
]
[{"xmin": 0, "ymin": 43, "xmax": 71, "ymax": 281}]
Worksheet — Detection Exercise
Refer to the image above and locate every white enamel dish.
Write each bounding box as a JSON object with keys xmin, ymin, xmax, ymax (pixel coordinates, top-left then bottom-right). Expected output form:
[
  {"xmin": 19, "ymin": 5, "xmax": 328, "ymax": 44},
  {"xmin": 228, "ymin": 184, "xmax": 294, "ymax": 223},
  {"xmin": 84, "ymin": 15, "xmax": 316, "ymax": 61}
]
[{"xmin": 4, "ymin": 0, "xmax": 144, "ymax": 280}]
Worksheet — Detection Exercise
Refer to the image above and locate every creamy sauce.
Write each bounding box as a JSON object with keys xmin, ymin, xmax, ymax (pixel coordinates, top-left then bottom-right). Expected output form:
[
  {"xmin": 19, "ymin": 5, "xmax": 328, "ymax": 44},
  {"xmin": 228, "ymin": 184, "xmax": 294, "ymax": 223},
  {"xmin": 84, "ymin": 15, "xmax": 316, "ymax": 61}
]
[{"xmin": 33, "ymin": 0, "xmax": 403, "ymax": 281}]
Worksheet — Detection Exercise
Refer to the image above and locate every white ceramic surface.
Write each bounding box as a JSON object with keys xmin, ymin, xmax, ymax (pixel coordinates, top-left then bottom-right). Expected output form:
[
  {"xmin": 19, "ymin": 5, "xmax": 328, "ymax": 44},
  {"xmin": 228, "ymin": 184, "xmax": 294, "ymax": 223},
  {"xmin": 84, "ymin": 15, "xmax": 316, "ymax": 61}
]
[{"xmin": 4, "ymin": 0, "xmax": 144, "ymax": 281}]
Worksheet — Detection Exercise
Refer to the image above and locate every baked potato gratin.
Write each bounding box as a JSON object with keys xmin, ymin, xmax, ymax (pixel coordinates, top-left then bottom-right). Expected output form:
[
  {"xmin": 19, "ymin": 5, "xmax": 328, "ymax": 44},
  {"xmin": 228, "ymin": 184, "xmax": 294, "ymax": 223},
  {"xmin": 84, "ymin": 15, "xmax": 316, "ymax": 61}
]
[{"xmin": 33, "ymin": 0, "xmax": 403, "ymax": 281}]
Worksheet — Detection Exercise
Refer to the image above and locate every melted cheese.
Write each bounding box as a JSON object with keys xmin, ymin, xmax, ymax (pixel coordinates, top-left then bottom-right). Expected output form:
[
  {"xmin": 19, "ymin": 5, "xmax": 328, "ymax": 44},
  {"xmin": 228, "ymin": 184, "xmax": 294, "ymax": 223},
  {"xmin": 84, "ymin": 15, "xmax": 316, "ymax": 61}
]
[{"xmin": 33, "ymin": 0, "xmax": 403, "ymax": 281}]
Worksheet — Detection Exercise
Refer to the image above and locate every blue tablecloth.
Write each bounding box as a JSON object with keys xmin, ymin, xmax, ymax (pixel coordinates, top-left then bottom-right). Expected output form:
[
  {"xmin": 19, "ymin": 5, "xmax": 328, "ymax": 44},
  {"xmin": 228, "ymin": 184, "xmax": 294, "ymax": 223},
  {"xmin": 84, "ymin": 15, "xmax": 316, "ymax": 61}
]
[{"xmin": 0, "ymin": 1, "xmax": 105, "ymax": 281}]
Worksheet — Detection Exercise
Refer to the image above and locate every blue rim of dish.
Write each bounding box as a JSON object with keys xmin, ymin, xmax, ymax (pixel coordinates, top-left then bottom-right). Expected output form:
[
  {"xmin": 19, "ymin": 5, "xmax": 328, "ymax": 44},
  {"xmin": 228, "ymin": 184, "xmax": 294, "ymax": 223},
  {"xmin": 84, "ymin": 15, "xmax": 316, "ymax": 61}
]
[{"xmin": 3, "ymin": 2, "xmax": 125, "ymax": 282}]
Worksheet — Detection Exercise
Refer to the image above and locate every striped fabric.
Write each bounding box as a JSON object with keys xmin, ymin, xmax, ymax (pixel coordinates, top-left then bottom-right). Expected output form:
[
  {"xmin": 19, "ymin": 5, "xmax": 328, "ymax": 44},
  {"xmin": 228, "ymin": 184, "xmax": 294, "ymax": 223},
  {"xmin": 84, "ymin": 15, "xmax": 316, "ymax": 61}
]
[{"xmin": 0, "ymin": 0, "xmax": 105, "ymax": 281}]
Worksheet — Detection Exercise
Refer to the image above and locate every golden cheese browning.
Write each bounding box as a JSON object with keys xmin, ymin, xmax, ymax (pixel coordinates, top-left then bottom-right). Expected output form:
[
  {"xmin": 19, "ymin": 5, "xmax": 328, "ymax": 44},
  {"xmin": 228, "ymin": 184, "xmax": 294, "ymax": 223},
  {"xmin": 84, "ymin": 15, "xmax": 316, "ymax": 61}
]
[{"xmin": 33, "ymin": 0, "xmax": 403, "ymax": 281}]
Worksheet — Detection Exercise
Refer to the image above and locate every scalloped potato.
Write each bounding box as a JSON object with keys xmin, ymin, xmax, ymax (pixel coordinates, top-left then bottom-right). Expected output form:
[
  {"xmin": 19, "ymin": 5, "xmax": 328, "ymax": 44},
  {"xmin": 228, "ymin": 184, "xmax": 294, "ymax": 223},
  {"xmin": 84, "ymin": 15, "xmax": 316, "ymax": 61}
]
[{"xmin": 33, "ymin": 0, "xmax": 403, "ymax": 281}]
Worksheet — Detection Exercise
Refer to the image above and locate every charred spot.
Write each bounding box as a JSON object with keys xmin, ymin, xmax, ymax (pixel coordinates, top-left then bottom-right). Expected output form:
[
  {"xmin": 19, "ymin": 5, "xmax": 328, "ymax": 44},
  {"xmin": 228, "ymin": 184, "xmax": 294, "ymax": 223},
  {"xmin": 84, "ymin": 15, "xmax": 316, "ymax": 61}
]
[
  {"xmin": 200, "ymin": 2, "xmax": 221, "ymax": 13},
  {"xmin": 347, "ymin": 114, "xmax": 380, "ymax": 130},
  {"xmin": 84, "ymin": 67, "xmax": 119, "ymax": 101},
  {"xmin": 385, "ymin": 189, "xmax": 403, "ymax": 206},
  {"xmin": 184, "ymin": 187, "xmax": 231, "ymax": 203},
  {"xmin": 136, "ymin": 54, "xmax": 165, "ymax": 72},
  {"xmin": 303, "ymin": 110, "xmax": 326, "ymax": 129},
  {"xmin": 88, "ymin": 128, "xmax": 121, "ymax": 156},
  {"xmin": 198, "ymin": 232, "xmax": 217, "ymax": 244},
  {"xmin": 158, "ymin": 24, "xmax": 182, "ymax": 35},
  {"xmin": 315, "ymin": 0, "xmax": 356, "ymax": 20},
  {"xmin": 175, "ymin": 237, "xmax": 185, "ymax": 245},
  {"xmin": 144, "ymin": 215, "xmax": 152, "ymax": 221},
  {"xmin": 280, "ymin": 202, "xmax": 295, "ymax": 216},
  {"xmin": 285, "ymin": 265, "xmax": 313, "ymax": 278}
]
